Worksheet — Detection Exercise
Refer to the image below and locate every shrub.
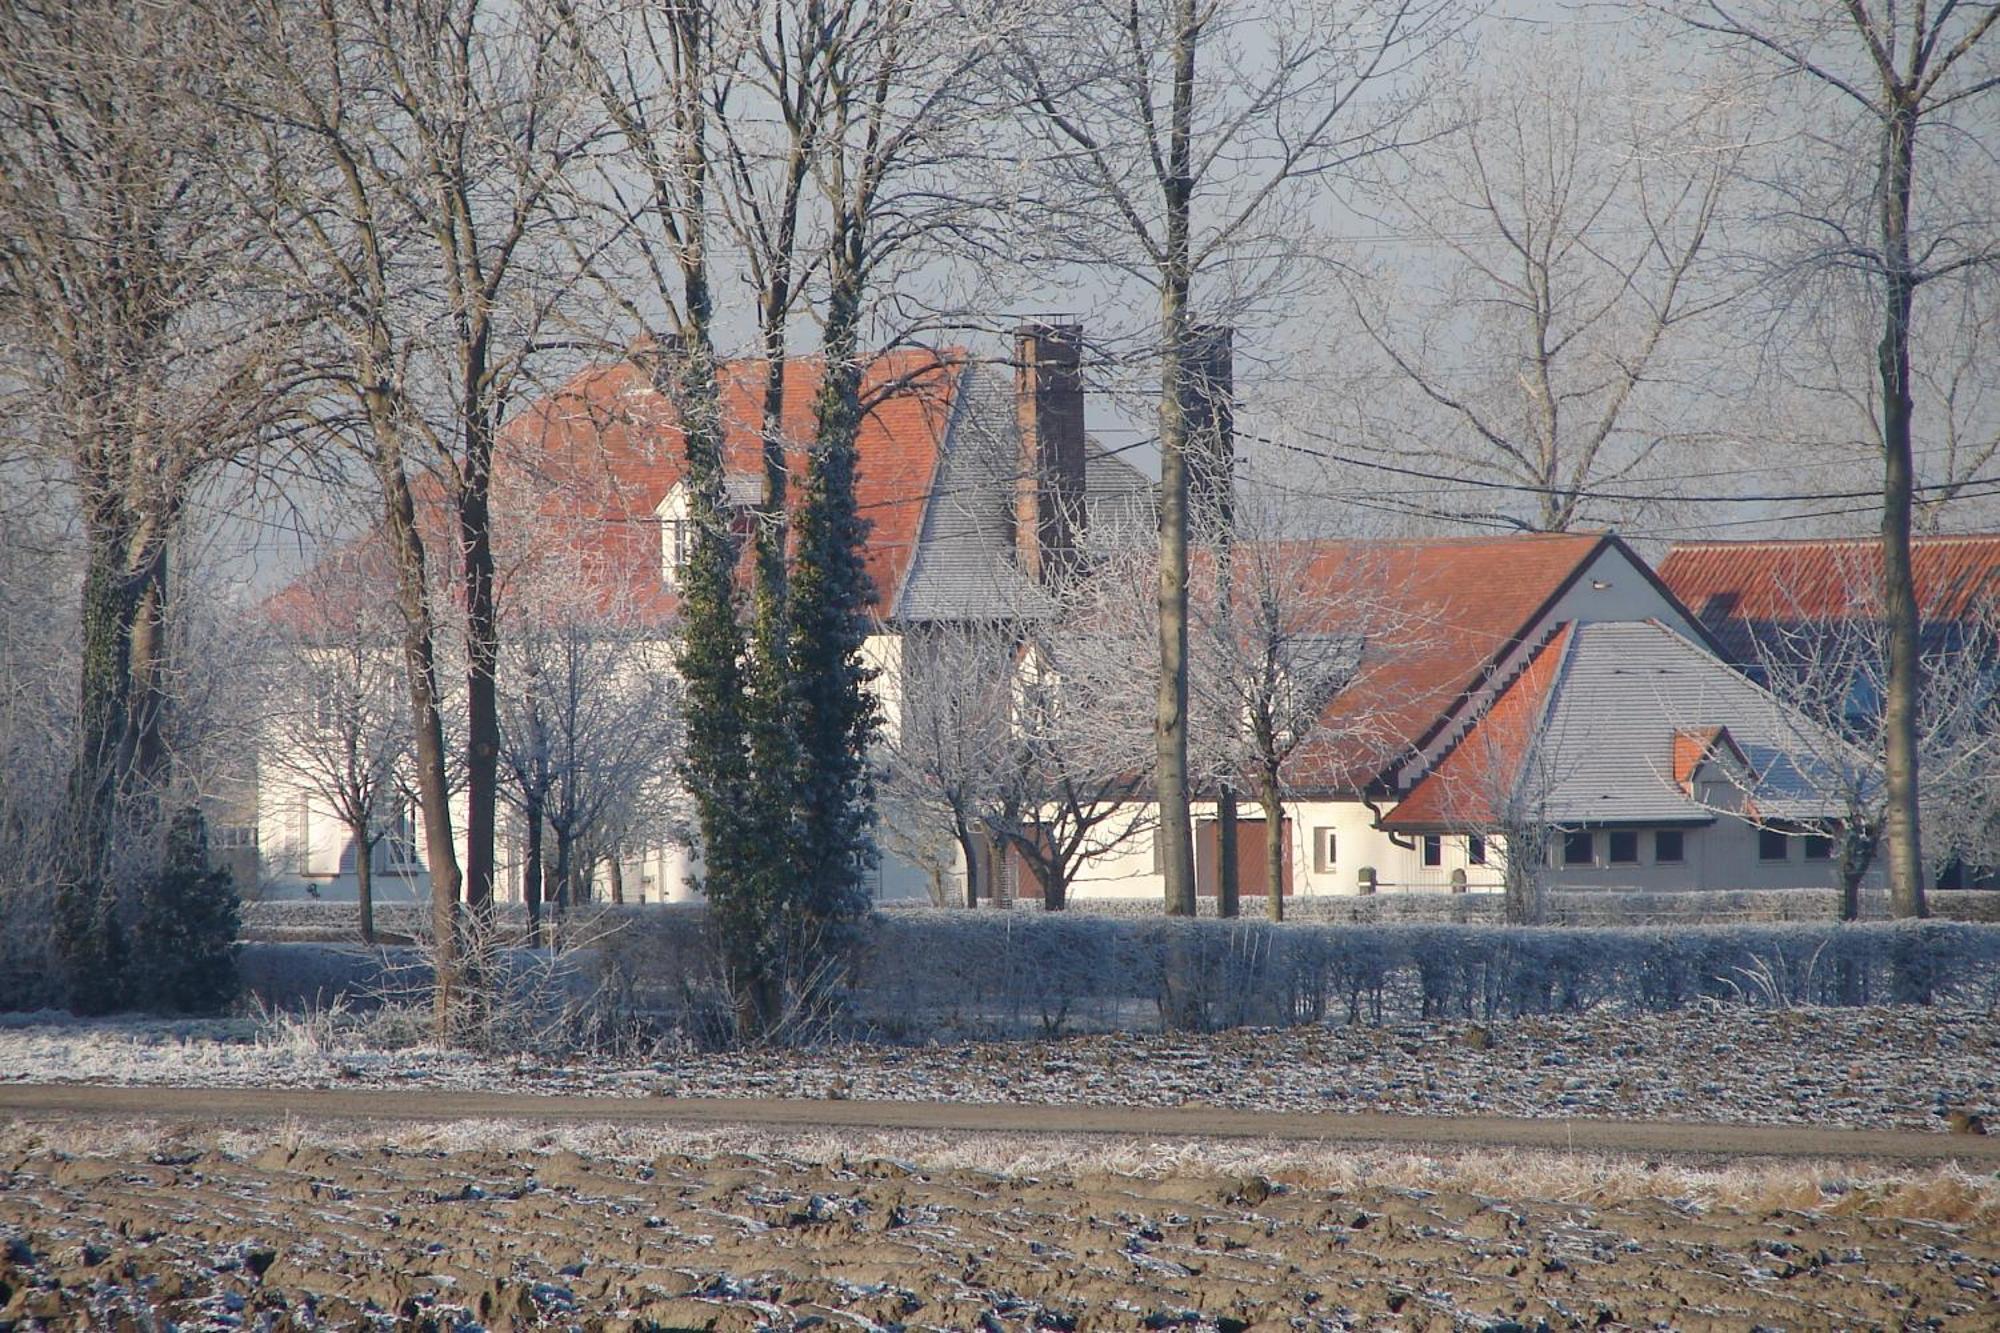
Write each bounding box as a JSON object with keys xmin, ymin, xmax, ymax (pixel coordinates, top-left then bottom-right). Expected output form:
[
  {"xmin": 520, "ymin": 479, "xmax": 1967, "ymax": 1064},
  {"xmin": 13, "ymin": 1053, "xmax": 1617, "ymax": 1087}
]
[{"xmin": 127, "ymin": 808, "xmax": 241, "ymax": 1013}]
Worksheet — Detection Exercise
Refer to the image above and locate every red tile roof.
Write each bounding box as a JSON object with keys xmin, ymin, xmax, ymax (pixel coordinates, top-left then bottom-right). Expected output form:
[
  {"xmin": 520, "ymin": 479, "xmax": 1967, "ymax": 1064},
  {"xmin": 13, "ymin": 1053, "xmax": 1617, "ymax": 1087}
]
[
  {"xmin": 270, "ymin": 350, "xmax": 965, "ymax": 632},
  {"xmin": 1659, "ymin": 536, "xmax": 2000, "ymax": 662},
  {"xmin": 1379, "ymin": 624, "xmax": 1575, "ymax": 829},
  {"xmin": 505, "ymin": 349, "xmax": 962, "ymax": 618},
  {"xmin": 1269, "ymin": 532, "xmax": 1616, "ymax": 793}
]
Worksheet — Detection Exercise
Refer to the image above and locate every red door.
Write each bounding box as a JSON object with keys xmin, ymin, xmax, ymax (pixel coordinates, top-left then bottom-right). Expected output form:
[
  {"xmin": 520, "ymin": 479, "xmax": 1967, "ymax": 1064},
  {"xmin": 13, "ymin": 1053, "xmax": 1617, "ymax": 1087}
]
[{"xmin": 1194, "ymin": 817, "xmax": 1293, "ymax": 898}]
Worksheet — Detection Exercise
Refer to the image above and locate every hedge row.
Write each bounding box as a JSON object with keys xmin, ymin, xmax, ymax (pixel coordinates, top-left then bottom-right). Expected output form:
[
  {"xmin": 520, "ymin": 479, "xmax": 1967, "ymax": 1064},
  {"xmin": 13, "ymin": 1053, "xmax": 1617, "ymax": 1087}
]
[{"xmin": 579, "ymin": 908, "xmax": 2000, "ymax": 1041}]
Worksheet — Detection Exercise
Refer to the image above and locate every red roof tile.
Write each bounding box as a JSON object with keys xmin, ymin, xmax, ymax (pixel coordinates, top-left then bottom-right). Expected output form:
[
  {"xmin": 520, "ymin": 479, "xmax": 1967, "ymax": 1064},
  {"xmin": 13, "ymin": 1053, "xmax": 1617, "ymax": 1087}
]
[
  {"xmin": 272, "ymin": 350, "xmax": 965, "ymax": 632},
  {"xmin": 1659, "ymin": 536, "xmax": 2000, "ymax": 662},
  {"xmin": 1379, "ymin": 624, "xmax": 1575, "ymax": 829},
  {"xmin": 504, "ymin": 349, "xmax": 962, "ymax": 618},
  {"xmin": 1266, "ymin": 532, "xmax": 1614, "ymax": 792}
]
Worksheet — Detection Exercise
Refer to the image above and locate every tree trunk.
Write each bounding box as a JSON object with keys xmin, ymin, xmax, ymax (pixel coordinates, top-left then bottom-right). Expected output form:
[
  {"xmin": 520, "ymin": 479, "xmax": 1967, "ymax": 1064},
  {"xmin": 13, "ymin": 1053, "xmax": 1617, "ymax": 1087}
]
[
  {"xmin": 608, "ymin": 849, "xmax": 625, "ymax": 904},
  {"xmin": 368, "ymin": 402, "xmax": 462, "ymax": 1041},
  {"xmin": 954, "ymin": 814, "xmax": 982, "ymax": 908},
  {"xmin": 1216, "ymin": 789, "xmax": 1239, "ymax": 918},
  {"xmin": 1155, "ymin": 0, "xmax": 1199, "ymax": 921},
  {"xmin": 523, "ymin": 802, "xmax": 544, "ymax": 947},
  {"xmin": 1258, "ymin": 774, "xmax": 1284, "ymax": 924},
  {"xmin": 461, "ymin": 406, "xmax": 501, "ymax": 930},
  {"xmin": 354, "ymin": 833, "xmax": 377, "ymax": 946},
  {"xmin": 1876, "ymin": 99, "xmax": 1927, "ymax": 921}
]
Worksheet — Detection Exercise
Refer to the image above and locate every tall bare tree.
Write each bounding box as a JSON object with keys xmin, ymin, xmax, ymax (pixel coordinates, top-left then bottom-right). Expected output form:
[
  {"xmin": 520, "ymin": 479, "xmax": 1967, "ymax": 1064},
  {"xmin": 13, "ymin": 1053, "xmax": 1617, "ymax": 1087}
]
[
  {"xmin": 1013, "ymin": 0, "xmax": 1462, "ymax": 916},
  {"xmin": 1348, "ymin": 39, "xmax": 1746, "ymax": 532},
  {"xmin": 226, "ymin": 0, "xmax": 594, "ymax": 1032},
  {"xmin": 1674, "ymin": 1, "xmax": 2000, "ymax": 918},
  {"xmin": 0, "ymin": 1, "xmax": 274, "ymax": 945}
]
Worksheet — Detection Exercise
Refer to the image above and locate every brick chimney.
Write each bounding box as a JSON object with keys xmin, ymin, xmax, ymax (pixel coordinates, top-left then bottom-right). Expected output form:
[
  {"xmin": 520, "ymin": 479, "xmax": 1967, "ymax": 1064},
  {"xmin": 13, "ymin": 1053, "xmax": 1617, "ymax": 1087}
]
[
  {"xmin": 1183, "ymin": 324, "xmax": 1234, "ymax": 540},
  {"xmin": 1014, "ymin": 321, "xmax": 1087, "ymax": 584}
]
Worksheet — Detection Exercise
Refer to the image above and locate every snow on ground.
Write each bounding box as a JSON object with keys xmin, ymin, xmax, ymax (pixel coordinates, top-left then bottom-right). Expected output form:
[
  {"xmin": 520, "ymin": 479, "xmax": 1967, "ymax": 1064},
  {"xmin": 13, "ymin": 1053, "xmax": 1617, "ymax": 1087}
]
[{"xmin": 3, "ymin": 1002, "xmax": 1994, "ymax": 1132}]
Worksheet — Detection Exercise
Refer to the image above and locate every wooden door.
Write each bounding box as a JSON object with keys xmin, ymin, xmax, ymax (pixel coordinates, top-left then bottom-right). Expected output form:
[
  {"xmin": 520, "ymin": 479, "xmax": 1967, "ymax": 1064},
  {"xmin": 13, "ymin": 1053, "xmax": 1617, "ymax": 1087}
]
[{"xmin": 1194, "ymin": 817, "xmax": 1293, "ymax": 898}]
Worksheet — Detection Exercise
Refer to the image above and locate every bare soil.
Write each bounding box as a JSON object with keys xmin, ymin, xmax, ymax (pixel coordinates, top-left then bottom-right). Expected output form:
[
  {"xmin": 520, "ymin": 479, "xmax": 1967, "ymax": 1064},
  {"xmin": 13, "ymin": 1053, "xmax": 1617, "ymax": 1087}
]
[{"xmin": 2, "ymin": 1100, "xmax": 1999, "ymax": 1329}]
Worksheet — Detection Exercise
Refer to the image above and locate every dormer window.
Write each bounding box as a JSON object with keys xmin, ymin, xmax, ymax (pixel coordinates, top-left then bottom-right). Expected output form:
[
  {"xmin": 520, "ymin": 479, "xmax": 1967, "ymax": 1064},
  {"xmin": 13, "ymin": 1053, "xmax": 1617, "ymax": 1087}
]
[{"xmin": 656, "ymin": 483, "xmax": 693, "ymax": 590}]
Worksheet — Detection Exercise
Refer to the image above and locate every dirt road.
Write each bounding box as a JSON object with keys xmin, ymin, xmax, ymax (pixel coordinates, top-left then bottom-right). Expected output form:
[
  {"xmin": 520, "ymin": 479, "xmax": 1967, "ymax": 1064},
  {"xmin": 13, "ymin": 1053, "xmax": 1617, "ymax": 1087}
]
[{"xmin": 4, "ymin": 1081, "xmax": 1996, "ymax": 1163}]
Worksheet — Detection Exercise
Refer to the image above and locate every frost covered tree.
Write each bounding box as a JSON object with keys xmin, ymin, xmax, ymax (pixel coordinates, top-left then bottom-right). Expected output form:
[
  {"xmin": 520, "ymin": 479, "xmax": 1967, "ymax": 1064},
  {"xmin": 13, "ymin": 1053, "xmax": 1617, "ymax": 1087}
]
[
  {"xmin": 225, "ymin": 0, "xmax": 596, "ymax": 1034},
  {"xmin": 1730, "ymin": 576, "xmax": 2000, "ymax": 921},
  {"xmin": 1671, "ymin": 0, "xmax": 2000, "ymax": 918},
  {"xmin": 1192, "ymin": 535, "xmax": 1410, "ymax": 921},
  {"xmin": 498, "ymin": 550, "xmax": 681, "ymax": 944},
  {"xmin": 880, "ymin": 622, "xmax": 1021, "ymax": 907},
  {"xmin": 1011, "ymin": 0, "xmax": 1465, "ymax": 916},
  {"xmin": 259, "ymin": 553, "xmax": 413, "ymax": 946},
  {"xmin": 0, "ymin": 0, "xmax": 277, "ymax": 981}
]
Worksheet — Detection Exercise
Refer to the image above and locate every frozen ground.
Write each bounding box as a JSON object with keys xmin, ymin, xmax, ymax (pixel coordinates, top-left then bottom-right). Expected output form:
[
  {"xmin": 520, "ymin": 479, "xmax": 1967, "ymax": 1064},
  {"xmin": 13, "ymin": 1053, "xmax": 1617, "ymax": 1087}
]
[
  {"xmin": 3, "ymin": 1117, "xmax": 1998, "ymax": 1330},
  {"xmin": 2, "ymin": 1001, "xmax": 1994, "ymax": 1133}
]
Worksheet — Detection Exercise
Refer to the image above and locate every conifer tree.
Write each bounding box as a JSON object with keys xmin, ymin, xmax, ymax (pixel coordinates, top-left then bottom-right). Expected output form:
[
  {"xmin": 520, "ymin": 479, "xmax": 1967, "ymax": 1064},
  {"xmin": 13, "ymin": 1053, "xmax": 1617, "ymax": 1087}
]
[{"xmin": 789, "ymin": 290, "xmax": 883, "ymax": 938}]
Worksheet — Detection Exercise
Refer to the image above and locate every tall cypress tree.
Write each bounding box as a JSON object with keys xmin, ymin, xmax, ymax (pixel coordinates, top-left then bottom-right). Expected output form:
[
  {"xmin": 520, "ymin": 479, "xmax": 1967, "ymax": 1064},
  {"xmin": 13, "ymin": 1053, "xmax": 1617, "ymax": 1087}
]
[
  {"xmin": 788, "ymin": 287, "xmax": 882, "ymax": 946},
  {"xmin": 664, "ymin": 345, "xmax": 770, "ymax": 1032}
]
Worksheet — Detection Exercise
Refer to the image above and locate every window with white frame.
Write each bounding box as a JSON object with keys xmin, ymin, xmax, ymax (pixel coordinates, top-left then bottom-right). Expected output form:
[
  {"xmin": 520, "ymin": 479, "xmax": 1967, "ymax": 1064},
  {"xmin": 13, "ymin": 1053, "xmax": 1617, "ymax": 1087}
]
[{"xmin": 1312, "ymin": 827, "xmax": 1337, "ymax": 873}]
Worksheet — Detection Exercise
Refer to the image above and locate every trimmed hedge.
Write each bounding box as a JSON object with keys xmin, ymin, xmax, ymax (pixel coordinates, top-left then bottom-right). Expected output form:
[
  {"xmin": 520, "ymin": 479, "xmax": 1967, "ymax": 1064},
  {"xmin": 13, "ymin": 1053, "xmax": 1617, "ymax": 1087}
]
[{"xmin": 583, "ymin": 908, "xmax": 2000, "ymax": 1041}]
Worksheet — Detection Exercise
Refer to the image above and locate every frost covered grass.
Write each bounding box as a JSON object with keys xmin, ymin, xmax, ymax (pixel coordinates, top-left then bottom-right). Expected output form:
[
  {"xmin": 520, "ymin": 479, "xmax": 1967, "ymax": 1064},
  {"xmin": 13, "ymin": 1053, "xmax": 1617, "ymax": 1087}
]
[
  {"xmin": 11, "ymin": 1114, "xmax": 1998, "ymax": 1224},
  {"xmin": 4, "ymin": 999, "xmax": 1995, "ymax": 1132}
]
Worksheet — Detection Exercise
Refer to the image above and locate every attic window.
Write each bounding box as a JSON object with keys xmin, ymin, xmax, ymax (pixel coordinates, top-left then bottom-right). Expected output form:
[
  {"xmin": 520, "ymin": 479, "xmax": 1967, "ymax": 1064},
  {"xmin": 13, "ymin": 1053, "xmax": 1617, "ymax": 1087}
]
[{"xmin": 665, "ymin": 518, "xmax": 693, "ymax": 575}]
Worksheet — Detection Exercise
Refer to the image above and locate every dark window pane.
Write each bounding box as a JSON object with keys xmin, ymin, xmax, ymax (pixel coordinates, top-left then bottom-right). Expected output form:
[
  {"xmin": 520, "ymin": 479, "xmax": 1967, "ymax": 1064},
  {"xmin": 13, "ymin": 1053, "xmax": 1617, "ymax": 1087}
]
[
  {"xmin": 1608, "ymin": 830, "xmax": 1639, "ymax": 864},
  {"xmin": 1759, "ymin": 828, "xmax": 1789, "ymax": 861},
  {"xmin": 1563, "ymin": 830, "xmax": 1593, "ymax": 865},
  {"xmin": 1467, "ymin": 835, "xmax": 1486, "ymax": 866},
  {"xmin": 1655, "ymin": 830, "xmax": 1685, "ymax": 864},
  {"xmin": 1422, "ymin": 834, "xmax": 1442, "ymax": 867},
  {"xmin": 1803, "ymin": 834, "xmax": 1833, "ymax": 861}
]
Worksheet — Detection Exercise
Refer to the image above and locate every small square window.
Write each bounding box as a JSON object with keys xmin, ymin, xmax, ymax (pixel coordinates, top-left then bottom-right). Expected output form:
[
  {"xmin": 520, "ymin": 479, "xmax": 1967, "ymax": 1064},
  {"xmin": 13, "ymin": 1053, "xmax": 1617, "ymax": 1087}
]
[
  {"xmin": 1313, "ymin": 827, "xmax": 1337, "ymax": 873},
  {"xmin": 1422, "ymin": 834, "xmax": 1442, "ymax": 867},
  {"xmin": 1608, "ymin": 830, "xmax": 1639, "ymax": 864},
  {"xmin": 1759, "ymin": 828, "xmax": 1789, "ymax": 862},
  {"xmin": 1563, "ymin": 830, "xmax": 1594, "ymax": 866},
  {"xmin": 1803, "ymin": 833, "xmax": 1833, "ymax": 861},
  {"xmin": 1466, "ymin": 835, "xmax": 1486, "ymax": 866},
  {"xmin": 1654, "ymin": 829, "xmax": 1684, "ymax": 864}
]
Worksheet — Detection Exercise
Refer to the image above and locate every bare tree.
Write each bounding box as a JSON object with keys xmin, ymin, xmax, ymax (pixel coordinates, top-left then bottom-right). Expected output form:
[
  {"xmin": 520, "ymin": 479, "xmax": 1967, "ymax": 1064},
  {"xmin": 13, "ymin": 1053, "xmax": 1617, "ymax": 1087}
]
[
  {"xmin": 258, "ymin": 554, "xmax": 412, "ymax": 945},
  {"xmin": 880, "ymin": 621, "xmax": 1021, "ymax": 907},
  {"xmin": 1191, "ymin": 535, "xmax": 1411, "ymax": 920},
  {"xmin": 498, "ymin": 550, "xmax": 681, "ymax": 943},
  {"xmin": 1348, "ymin": 38, "xmax": 1746, "ymax": 532},
  {"xmin": 1012, "ymin": 0, "xmax": 1463, "ymax": 916},
  {"xmin": 226, "ymin": 0, "xmax": 595, "ymax": 1032},
  {"xmin": 0, "ymin": 1, "xmax": 275, "ymax": 936},
  {"xmin": 986, "ymin": 625, "xmax": 1156, "ymax": 911},
  {"xmin": 1673, "ymin": 1, "xmax": 2000, "ymax": 918},
  {"xmin": 1732, "ymin": 577, "xmax": 2000, "ymax": 920}
]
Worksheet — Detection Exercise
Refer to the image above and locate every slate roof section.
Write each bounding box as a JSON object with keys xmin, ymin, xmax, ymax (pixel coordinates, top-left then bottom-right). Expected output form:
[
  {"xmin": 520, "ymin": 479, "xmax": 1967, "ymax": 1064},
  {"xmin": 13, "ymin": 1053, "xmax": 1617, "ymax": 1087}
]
[
  {"xmin": 1383, "ymin": 620, "xmax": 1853, "ymax": 832},
  {"xmin": 893, "ymin": 360, "xmax": 1153, "ymax": 623},
  {"xmin": 1659, "ymin": 536, "xmax": 2000, "ymax": 665}
]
